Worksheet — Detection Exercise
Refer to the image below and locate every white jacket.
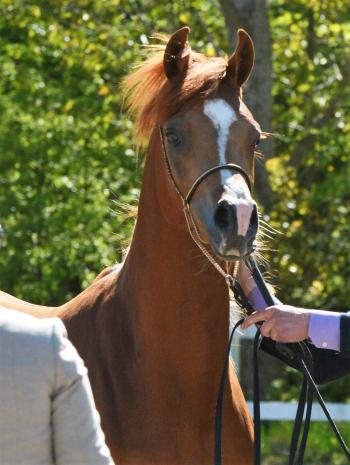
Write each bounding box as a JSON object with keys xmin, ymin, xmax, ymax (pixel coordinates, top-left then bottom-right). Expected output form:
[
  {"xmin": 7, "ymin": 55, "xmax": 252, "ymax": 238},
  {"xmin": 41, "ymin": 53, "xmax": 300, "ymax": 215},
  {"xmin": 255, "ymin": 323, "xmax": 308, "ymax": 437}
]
[{"xmin": 0, "ymin": 308, "xmax": 114, "ymax": 465}]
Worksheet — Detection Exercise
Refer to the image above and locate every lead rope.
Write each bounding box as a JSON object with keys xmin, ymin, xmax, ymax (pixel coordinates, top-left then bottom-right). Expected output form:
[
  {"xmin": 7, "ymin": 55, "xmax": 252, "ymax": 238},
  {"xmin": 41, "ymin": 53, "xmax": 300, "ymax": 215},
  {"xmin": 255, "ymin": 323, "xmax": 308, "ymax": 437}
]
[
  {"xmin": 288, "ymin": 342, "xmax": 314, "ymax": 465},
  {"xmin": 214, "ymin": 257, "xmax": 350, "ymax": 465},
  {"xmin": 213, "ymin": 318, "xmax": 261, "ymax": 465},
  {"xmin": 253, "ymin": 329, "xmax": 261, "ymax": 465},
  {"xmin": 294, "ymin": 378, "xmax": 313, "ymax": 465},
  {"xmin": 297, "ymin": 355, "xmax": 350, "ymax": 462},
  {"xmin": 248, "ymin": 257, "xmax": 350, "ymax": 464},
  {"xmin": 288, "ymin": 376, "xmax": 309, "ymax": 465},
  {"xmin": 214, "ymin": 318, "xmax": 244, "ymax": 465}
]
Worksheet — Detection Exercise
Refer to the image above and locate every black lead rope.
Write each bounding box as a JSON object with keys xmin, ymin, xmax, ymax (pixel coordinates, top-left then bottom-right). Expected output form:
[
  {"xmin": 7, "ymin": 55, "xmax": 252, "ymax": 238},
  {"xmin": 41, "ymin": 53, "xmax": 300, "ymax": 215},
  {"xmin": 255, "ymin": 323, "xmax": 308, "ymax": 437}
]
[
  {"xmin": 298, "ymin": 357, "xmax": 350, "ymax": 461},
  {"xmin": 214, "ymin": 256, "xmax": 350, "ymax": 465},
  {"xmin": 253, "ymin": 329, "xmax": 261, "ymax": 465},
  {"xmin": 288, "ymin": 343, "xmax": 314, "ymax": 465},
  {"xmin": 214, "ymin": 318, "xmax": 244, "ymax": 465},
  {"xmin": 288, "ymin": 376, "xmax": 309, "ymax": 465},
  {"xmin": 296, "ymin": 380, "xmax": 313, "ymax": 465}
]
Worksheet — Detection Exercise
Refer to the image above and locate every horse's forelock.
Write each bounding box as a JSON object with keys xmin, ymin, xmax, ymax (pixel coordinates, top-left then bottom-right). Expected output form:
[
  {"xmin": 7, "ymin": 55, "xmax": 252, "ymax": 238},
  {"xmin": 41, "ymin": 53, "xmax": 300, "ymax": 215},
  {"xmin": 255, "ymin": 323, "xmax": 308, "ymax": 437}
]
[{"xmin": 121, "ymin": 41, "xmax": 228, "ymax": 148}]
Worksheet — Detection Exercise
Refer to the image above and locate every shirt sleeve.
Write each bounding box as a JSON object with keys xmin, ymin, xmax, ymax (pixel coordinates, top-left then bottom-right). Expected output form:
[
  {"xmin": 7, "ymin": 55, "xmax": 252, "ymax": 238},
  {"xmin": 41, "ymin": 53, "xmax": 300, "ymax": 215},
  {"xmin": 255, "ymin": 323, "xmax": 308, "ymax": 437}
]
[
  {"xmin": 247, "ymin": 287, "xmax": 281, "ymax": 311},
  {"xmin": 245, "ymin": 274, "xmax": 344, "ymax": 353},
  {"xmin": 50, "ymin": 319, "xmax": 115, "ymax": 465},
  {"xmin": 308, "ymin": 311, "xmax": 341, "ymax": 351}
]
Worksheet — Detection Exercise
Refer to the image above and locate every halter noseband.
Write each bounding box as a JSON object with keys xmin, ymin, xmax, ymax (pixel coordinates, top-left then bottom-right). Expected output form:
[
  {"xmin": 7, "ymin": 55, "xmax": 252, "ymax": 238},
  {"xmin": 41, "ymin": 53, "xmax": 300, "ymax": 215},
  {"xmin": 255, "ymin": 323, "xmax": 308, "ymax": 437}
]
[
  {"xmin": 186, "ymin": 163, "xmax": 252, "ymax": 204},
  {"xmin": 158, "ymin": 125, "xmax": 253, "ymax": 283}
]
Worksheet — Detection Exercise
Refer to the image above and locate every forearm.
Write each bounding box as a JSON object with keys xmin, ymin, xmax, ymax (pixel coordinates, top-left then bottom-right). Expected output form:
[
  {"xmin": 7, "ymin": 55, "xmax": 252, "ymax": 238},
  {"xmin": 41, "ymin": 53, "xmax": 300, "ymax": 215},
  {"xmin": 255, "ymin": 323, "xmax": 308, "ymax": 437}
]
[{"xmin": 309, "ymin": 312, "xmax": 350, "ymax": 353}]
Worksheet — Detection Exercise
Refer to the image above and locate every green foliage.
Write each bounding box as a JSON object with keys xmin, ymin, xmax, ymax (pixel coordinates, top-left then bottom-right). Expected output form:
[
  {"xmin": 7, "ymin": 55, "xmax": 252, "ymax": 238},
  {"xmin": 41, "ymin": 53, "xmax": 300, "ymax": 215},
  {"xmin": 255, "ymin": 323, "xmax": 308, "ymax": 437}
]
[
  {"xmin": 262, "ymin": 420, "xmax": 350, "ymax": 465},
  {"xmin": 268, "ymin": 0, "xmax": 350, "ymax": 313},
  {"xmin": 0, "ymin": 0, "xmax": 142, "ymax": 303},
  {"xmin": 0, "ymin": 0, "xmax": 349, "ymax": 409},
  {"xmin": 265, "ymin": 0, "xmax": 350, "ymax": 401},
  {"xmin": 0, "ymin": 0, "xmax": 228, "ymax": 304}
]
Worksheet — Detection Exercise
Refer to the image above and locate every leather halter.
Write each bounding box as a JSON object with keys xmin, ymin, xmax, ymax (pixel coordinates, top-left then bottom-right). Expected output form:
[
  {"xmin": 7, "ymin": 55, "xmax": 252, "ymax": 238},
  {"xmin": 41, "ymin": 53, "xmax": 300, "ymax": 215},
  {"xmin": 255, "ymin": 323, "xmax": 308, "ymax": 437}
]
[{"xmin": 158, "ymin": 125, "xmax": 253, "ymax": 283}]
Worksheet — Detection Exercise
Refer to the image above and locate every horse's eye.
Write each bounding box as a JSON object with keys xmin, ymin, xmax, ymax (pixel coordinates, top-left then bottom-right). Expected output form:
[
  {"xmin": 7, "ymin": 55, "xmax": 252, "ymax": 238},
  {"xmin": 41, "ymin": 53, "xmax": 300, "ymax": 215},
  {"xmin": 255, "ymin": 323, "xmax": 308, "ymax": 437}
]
[{"xmin": 165, "ymin": 130, "xmax": 181, "ymax": 147}]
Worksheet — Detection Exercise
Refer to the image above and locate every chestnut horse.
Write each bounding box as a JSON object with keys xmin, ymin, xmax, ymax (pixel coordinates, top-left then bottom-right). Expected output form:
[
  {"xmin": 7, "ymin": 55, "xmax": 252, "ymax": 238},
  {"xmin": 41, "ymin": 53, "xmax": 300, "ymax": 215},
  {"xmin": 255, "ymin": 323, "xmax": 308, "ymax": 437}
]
[{"xmin": 0, "ymin": 28, "xmax": 263, "ymax": 465}]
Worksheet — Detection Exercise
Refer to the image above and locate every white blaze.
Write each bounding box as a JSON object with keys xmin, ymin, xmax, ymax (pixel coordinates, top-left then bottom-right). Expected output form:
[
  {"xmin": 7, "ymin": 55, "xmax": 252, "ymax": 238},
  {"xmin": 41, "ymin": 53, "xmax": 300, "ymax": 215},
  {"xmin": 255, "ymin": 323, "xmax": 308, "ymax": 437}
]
[
  {"xmin": 204, "ymin": 98, "xmax": 254, "ymax": 239},
  {"xmin": 203, "ymin": 98, "xmax": 236, "ymax": 184}
]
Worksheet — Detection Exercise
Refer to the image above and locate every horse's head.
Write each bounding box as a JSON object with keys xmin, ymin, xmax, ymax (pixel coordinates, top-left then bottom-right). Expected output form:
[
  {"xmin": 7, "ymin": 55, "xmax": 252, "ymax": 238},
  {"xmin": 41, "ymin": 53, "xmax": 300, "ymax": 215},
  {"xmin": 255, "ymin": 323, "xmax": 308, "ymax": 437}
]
[{"xmin": 160, "ymin": 27, "xmax": 260, "ymax": 261}]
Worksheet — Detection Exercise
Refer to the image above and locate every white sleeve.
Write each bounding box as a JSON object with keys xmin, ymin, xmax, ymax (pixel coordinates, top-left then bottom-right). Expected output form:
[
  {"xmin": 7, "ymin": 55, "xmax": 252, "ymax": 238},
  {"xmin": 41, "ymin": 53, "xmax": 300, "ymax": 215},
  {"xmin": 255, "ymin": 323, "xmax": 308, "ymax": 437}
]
[{"xmin": 50, "ymin": 319, "xmax": 115, "ymax": 465}]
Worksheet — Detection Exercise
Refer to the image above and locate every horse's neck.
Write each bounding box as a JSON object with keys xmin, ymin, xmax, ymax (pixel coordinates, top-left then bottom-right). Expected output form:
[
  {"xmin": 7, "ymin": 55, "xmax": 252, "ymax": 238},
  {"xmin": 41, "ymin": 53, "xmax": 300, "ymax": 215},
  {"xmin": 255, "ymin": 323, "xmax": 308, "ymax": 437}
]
[
  {"xmin": 119, "ymin": 138, "xmax": 230, "ymax": 378},
  {"xmin": 61, "ymin": 138, "xmax": 255, "ymax": 463}
]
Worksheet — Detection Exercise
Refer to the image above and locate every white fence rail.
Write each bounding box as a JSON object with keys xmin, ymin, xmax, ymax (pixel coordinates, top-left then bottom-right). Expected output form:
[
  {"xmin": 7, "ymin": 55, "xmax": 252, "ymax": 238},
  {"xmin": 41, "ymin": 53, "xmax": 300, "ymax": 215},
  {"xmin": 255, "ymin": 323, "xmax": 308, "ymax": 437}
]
[{"xmin": 246, "ymin": 401, "xmax": 350, "ymax": 422}]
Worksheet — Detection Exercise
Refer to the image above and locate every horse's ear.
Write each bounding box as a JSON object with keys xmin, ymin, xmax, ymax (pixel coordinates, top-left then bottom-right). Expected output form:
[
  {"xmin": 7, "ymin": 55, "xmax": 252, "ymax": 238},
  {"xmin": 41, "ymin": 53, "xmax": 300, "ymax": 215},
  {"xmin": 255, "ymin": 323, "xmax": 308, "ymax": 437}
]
[
  {"xmin": 163, "ymin": 27, "xmax": 191, "ymax": 80},
  {"xmin": 226, "ymin": 29, "xmax": 254, "ymax": 88}
]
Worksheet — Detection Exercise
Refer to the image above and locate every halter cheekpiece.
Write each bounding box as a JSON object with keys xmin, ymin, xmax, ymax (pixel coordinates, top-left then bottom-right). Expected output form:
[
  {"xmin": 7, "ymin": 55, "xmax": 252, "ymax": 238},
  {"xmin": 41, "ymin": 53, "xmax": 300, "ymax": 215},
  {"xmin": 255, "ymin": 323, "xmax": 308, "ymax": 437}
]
[{"xmin": 158, "ymin": 124, "xmax": 253, "ymax": 283}]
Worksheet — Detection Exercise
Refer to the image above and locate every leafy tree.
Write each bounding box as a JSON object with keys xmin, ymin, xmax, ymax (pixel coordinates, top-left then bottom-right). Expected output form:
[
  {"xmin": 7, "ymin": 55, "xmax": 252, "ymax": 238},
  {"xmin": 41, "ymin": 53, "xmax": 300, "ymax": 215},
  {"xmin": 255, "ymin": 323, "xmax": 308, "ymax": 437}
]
[
  {"xmin": 267, "ymin": 0, "xmax": 350, "ymax": 402},
  {"xmin": 0, "ymin": 0, "xmax": 350, "ymax": 404},
  {"xmin": 268, "ymin": 0, "xmax": 350, "ymax": 311},
  {"xmin": 0, "ymin": 0, "xmax": 141, "ymax": 303}
]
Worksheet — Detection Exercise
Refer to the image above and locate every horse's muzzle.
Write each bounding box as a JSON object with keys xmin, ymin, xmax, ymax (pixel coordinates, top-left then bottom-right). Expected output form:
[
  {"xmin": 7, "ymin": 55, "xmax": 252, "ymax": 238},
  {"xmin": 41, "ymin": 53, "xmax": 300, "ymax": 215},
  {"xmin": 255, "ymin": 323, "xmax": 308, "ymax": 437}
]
[{"xmin": 213, "ymin": 200, "xmax": 258, "ymax": 259}]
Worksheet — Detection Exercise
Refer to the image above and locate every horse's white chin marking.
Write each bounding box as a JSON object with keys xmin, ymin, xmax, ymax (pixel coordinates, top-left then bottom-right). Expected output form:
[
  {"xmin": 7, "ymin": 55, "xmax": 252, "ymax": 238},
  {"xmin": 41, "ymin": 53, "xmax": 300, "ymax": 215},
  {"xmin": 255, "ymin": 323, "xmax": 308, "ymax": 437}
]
[{"xmin": 219, "ymin": 245, "xmax": 241, "ymax": 258}]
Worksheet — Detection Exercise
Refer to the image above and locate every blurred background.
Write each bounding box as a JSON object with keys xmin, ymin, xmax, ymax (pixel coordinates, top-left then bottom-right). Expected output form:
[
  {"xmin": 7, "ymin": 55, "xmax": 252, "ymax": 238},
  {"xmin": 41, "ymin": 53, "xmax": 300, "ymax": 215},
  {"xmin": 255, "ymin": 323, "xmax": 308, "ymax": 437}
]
[{"xmin": 0, "ymin": 0, "xmax": 349, "ymax": 462}]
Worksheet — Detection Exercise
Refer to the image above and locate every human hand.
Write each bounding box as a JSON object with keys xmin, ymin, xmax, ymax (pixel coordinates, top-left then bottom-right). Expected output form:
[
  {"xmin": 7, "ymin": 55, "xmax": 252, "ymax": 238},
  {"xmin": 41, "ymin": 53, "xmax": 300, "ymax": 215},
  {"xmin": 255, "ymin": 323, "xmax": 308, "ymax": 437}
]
[{"xmin": 241, "ymin": 304, "xmax": 311, "ymax": 343}]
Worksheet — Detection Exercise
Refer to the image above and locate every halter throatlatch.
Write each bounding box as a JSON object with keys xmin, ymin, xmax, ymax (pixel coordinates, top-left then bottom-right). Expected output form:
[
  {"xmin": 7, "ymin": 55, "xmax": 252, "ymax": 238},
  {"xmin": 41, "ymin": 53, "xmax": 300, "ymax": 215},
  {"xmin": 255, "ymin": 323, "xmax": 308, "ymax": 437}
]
[{"xmin": 158, "ymin": 125, "xmax": 253, "ymax": 284}]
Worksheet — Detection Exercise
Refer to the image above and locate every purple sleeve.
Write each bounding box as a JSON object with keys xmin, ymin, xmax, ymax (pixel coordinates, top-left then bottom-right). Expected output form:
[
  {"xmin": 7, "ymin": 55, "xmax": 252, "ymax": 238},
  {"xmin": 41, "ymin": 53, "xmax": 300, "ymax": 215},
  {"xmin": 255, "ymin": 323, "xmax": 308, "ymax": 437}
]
[
  {"xmin": 247, "ymin": 283, "xmax": 341, "ymax": 351},
  {"xmin": 308, "ymin": 311, "xmax": 341, "ymax": 351},
  {"xmin": 247, "ymin": 287, "xmax": 281, "ymax": 312}
]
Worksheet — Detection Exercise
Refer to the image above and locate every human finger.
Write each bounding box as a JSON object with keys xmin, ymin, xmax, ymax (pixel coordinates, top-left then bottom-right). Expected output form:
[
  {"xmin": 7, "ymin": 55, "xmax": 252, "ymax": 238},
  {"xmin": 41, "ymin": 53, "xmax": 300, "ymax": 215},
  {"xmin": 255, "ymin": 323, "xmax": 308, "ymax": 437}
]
[
  {"xmin": 241, "ymin": 308, "xmax": 274, "ymax": 329},
  {"xmin": 259, "ymin": 318, "xmax": 275, "ymax": 338}
]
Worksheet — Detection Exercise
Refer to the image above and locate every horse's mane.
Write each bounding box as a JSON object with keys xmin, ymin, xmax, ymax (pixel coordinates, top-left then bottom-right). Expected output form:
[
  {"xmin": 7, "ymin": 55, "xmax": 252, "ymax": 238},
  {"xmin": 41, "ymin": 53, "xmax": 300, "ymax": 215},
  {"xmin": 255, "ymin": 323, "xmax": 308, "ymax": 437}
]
[{"xmin": 122, "ymin": 35, "xmax": 228, "ymax": 146}]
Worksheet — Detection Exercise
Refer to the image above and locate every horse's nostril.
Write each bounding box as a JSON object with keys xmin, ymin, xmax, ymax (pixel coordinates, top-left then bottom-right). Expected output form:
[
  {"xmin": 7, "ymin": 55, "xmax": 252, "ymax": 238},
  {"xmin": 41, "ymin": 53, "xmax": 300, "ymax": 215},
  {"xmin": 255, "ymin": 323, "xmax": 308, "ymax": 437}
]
[
  {"xmin": 214, "ymin": 202, "xmax": 235, "ymax": 230},
  {"xmin": 214, "ymin": 203, "xmax": 229, "ymax": 229},
  {"xmin": 248, "ymin": 204, "xmax": 259, "ymax": 238}
]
